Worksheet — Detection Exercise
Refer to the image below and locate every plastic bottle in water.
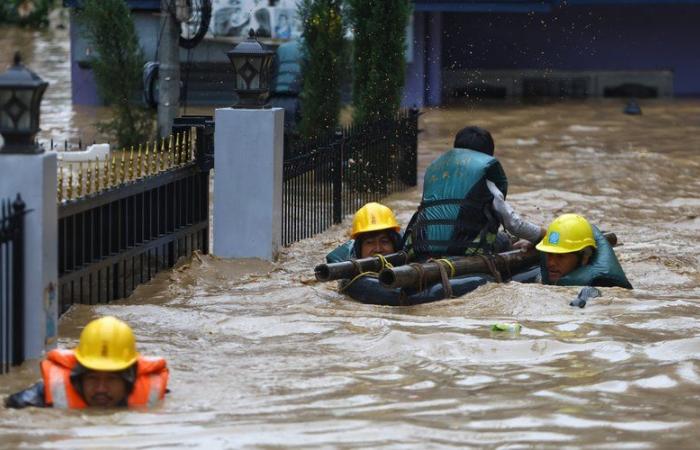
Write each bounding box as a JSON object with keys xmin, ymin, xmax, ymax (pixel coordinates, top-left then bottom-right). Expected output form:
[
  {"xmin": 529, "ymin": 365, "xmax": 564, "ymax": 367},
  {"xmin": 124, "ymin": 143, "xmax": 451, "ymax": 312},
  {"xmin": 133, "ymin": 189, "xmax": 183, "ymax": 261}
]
[{"xmin": 491, "ymin": 322, "xmax": 522, "ymax": 334}]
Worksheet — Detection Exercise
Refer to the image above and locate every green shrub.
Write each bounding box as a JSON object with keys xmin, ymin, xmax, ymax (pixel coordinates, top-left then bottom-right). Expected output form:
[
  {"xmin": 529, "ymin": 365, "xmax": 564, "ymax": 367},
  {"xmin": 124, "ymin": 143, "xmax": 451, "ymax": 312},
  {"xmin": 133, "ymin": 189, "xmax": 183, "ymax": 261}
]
[
  {"xmin": 77, "ymin": 0, "xmax": 154, "ymax": 148},
  {"xmin": 347, "ymin": 0, "xmax": 411, "ymax": 125},
  {"xmin": 297, "ymin": 0, "xmax": 345, "ymax": 139}
]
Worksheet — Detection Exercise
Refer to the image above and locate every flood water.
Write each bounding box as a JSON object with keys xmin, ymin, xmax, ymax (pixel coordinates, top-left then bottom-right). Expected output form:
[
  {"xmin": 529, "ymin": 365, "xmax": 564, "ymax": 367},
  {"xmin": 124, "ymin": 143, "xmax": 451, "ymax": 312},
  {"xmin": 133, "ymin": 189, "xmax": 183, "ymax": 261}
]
[{"xmin": 2, "ymin": 23, "xmax": 700, "ymax": 449}]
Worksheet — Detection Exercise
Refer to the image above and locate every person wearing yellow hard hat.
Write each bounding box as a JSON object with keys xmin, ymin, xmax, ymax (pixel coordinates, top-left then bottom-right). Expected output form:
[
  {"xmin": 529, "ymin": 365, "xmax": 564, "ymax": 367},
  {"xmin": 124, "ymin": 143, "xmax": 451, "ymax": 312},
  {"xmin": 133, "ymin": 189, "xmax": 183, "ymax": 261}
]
[
  {"xmin": 5, "ymin": 316, "xmax": 169, "ymax": 409},
  {"xmin": 326, "ymin": 202, "xmax": 402, "ymax": 263},
  {"xmin": 536, "ymin": 214, "xmax": 632, "ymax": 289}
]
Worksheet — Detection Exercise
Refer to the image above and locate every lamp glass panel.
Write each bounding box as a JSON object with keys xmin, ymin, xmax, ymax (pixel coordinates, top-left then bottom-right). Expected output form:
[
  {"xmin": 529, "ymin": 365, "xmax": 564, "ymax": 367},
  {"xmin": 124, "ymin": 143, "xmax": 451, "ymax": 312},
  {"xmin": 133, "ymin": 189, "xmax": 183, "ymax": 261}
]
[
  {"xmin": 234, "ymin": 58, "xmax": 245, "ymax": 89},
  {"xmin": 0, "ymin": 90, "xmax": 12, "ymax": 129},
  {"xmin": 249, "ymin": 56, "xmax": 261, "ymax": 89},
  {"xmin": 15, "ymin": 89, "xmax": 32, "ymax": 130}
]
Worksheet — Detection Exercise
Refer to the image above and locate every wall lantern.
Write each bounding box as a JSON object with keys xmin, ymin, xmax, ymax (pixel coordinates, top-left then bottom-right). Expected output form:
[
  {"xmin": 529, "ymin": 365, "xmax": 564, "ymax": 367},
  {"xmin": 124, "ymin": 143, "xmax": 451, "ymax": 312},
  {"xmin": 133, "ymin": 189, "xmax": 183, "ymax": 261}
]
[
  {"xmin": 226, "ymin": 29, "xmax": 275, "ymax": 108},
  {"xmin": 0, "ymin": 52, "xmax": 48, "ymax": 154}
]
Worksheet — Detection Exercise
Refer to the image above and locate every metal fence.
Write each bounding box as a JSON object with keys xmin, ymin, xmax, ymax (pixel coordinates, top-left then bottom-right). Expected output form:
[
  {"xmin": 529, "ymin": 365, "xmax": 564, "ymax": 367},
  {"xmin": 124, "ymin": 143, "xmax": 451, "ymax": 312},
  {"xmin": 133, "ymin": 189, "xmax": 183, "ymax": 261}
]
[
  {"xmin": 57, "ymin": 117, "xmax": 214, "ymax": 315},
  {"xmin": 0, "ymin": 195, "xmax": 27, "ymax": 374},
  {"xmin": 282, "ymin": 108, "xmax": 419, "ymax": 246}
]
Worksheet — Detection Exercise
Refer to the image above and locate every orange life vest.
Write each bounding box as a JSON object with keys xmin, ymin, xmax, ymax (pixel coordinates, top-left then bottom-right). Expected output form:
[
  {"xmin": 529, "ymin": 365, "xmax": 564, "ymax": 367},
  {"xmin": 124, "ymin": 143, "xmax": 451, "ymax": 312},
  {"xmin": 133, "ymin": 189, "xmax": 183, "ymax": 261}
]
[{"xmin": 40, "ymin": 349, "xmax": 169, "ymax": 409}]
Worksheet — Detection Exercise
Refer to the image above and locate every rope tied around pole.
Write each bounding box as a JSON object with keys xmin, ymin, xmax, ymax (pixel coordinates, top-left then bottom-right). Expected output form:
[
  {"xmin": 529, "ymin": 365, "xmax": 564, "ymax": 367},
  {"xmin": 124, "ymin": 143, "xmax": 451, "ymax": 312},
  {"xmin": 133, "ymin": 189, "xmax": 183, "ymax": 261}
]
[
  {"xmin": 375, "ymin": 253, "xmax": 394, "ymax": 271},
  {"xmin": 409, "ymin": 262, "xmax": 426, "ymax": 292},
  {"xmin": 428, "ymin": 258, "xmax": 456, "ymax": 298},
  {"xmin": 477, "ymin": 254, "xmax": 503, "ymax": 283},
  {"xmin": 496, "ymin": 253, "xmax": 512, "ymax": 281},
  {"xmin": 340, "ymin": 271, "xmax": 379, "ymax": 293},
  {"xmin": 339, "ymin": 254, "xmax": 399, "ymax": 293}
]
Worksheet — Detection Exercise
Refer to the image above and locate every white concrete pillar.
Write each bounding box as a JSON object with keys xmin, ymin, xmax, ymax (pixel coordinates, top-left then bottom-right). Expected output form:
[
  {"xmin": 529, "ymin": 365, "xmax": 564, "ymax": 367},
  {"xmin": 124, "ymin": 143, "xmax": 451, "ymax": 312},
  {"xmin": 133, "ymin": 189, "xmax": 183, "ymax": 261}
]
[
  {"xmin": 0, "ymin": 151, "xmax": 58, "ymax": 360},
  {"xmin": 213, "ymin": 107, "xmax": 284, "ymax": 260}
]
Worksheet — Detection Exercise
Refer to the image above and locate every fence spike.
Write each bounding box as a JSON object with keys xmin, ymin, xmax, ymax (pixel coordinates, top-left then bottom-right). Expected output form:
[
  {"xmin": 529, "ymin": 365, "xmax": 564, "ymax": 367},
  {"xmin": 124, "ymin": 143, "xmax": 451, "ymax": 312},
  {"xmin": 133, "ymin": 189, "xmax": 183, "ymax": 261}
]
[
  {"xmin": 119, "ymin": 151, "xmax": 126, "ymax": 184},
  {"xmin": 67, "ymin": 169, "xmax": 73, "ymax": 201},
  {"xmin": 86, "ymin": 160, "xmax": 93, "ymax": 195},
  {"xmin": 94, "ymin": 157, "xmax": 101, "ymax": 192},
  {"xmin": 144, "ymin": 142, "xmax": 151, "ymax": 176},
  {"xmin": 111, "ymin": 155, "xmax": 117, "ymax": 186},
  {"xmin": 77, "ymin": 162, "xmax": 84, "ymax": 198},
  {"xmin": 159, "ymin": 138, "xmax": 166, "ymax": 172},
  {"xmin": 188, "ymin": 130, "xmax": 193, "ymax": 161},
  {"xmin": 57, "ymin": 168, "xmax": 63, "ymax": 203},
  {"xmin": 129, "ymin": 146, "xmax": 135, "ymax": 180},
  {"xmin": 180, "ymin": 132, "xmax": 186, "ymax": 165},
  {"xmin": 167, "ymin": 134, "xmax": 174, "ymax": 169},
  {"xmin": 103, "ymin": 155, "xmax": 110, "ymax": 189},
  {"xmin": 185, "ymin": 129, "xmax": 197, "ymax": 162},
  {"xmin": 137, "ymin": 144, "xmax": 143, "ymax": 178},
  {"xmin": 151, "ymin": 140, "xmax": 158, "ymax": 174},
  {"xmin": 174, "ymin": 134, "xmax": 179, "ymax": 167}
]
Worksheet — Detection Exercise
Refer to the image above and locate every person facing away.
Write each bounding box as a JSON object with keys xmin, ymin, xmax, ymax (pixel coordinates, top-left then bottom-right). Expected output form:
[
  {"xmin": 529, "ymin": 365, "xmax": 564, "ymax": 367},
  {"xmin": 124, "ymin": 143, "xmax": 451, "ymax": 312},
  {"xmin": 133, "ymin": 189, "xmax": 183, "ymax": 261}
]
[
  {"xmin": 536, "ymin": 213, "xmax": 632, "ymax": 289},
  {"xmin": 4, "ymin": 316, "xmax": 169, "ymax": 409},
  {"xmin": 403, "ymin": 126, "xmax": 545, "ymax": 260},
  {"xmin": 325, "ymin": 202, "xmax": 402, "ymax": 263}
]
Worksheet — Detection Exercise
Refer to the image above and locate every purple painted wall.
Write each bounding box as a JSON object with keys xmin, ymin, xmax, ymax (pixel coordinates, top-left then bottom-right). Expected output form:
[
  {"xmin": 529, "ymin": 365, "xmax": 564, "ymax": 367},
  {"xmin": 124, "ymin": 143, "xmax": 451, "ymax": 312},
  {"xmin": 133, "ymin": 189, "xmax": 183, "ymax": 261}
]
[
  {"xmin": 426, "ymin": 12, "xmax": 443, "ymax": 106},
  {"xmin": 69, "ymin": 15, "xmax": 102, "ymax": 106},
  {"xmin": 403, "ymin": 12, "xmax": 427, "ymax": 108},
  {"xmin": 441, "ymin": 5, "xmax": 700, "ymax": 96}
]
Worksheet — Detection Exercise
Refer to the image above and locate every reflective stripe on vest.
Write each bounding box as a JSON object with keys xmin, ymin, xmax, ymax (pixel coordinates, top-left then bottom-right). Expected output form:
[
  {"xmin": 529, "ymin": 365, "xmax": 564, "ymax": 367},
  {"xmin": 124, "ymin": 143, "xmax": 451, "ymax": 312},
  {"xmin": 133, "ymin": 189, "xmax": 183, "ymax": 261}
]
[
  {"xmin": 41, "ymin": 349, "xmax": 87, "ymax": 409},
  {"xmin": 46, "ymin": 361, "xmax": 75, "ymax": 409}
]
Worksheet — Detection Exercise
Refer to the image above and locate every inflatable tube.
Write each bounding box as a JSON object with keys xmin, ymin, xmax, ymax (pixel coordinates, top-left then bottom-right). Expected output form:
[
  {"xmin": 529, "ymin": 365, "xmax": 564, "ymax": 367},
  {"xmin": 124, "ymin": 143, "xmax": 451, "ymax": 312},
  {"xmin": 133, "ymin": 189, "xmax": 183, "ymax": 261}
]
[{"xmin": 340, "ymin": 266, "xmax": 540, "ymax": 306}]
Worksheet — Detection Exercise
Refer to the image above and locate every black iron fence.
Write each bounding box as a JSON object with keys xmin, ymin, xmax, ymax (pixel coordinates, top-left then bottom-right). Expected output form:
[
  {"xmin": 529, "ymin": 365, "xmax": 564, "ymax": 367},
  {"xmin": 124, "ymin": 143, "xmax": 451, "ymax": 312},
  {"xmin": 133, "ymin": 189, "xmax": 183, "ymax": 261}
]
[
  {"xmin": 57, "ymin": 117, "xmax": 214, "ymax": 315},
  {"xmin": 0, "ymin": 195, "xmax": 27, "ymax": 374},
  {"xmin": 282, "ymin": 108, "xmax": 419, "ymax": 246}
]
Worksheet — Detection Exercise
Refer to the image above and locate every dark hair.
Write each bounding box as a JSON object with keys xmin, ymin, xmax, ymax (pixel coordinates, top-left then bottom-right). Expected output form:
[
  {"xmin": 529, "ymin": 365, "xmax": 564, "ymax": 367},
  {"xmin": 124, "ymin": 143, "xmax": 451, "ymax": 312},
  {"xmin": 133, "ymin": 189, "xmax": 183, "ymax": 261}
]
[{"xmin": 453, "ymin": 126, "xmax": 494, "ymax": 156}]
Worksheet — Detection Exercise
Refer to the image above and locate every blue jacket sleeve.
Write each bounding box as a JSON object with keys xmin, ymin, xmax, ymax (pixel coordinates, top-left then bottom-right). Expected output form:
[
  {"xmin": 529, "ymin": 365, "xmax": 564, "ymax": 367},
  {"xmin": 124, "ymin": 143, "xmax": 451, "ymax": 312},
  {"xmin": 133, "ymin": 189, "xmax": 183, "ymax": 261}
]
[{"xmin": 4, "ymin": 382, "xmax": 47, "ymax": 408}]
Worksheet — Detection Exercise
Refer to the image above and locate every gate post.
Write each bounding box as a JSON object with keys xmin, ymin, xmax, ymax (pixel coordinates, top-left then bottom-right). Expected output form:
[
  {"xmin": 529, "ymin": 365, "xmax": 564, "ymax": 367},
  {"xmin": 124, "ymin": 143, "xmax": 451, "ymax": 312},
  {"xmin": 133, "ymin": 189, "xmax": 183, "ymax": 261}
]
[
  {"xmin": 213, "ymin": 107, "xmax": 284, "ymax": 260},
  {"xmin": 0, "ymin": 150, "xmax": 58, "ymax": 361}
]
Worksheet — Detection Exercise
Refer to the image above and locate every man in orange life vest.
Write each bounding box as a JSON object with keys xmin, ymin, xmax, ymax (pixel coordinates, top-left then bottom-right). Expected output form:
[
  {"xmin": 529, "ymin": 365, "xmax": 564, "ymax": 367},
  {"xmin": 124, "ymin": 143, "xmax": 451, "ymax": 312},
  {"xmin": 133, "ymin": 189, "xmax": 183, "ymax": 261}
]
[{"xmin": 4, "ymin": 316, "xmax": 169, "ymax": 409}]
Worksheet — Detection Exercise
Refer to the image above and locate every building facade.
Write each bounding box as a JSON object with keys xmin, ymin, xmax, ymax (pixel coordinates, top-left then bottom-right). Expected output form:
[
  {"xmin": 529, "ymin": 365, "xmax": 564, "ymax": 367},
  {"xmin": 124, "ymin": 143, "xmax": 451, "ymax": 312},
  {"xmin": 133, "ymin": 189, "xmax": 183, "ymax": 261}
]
[{"xmin": 65, "ymin": 0, "xmax": 700, "ymax": 107}]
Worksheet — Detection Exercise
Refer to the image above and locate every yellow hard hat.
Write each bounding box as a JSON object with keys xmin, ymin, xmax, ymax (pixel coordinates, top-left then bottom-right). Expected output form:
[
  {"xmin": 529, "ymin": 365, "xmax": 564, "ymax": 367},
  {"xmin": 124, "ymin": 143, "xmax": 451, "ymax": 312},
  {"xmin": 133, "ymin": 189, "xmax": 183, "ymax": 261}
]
[
  {"xmin": 75, "ymin": 316, "xmax": 139, "ymax": 371},
  {"xmin": 350, "ymin": 202, "xmax": 400, "ymax": 239},
  {"xmin": 536, "ymin": 213, "xmax": 597, "ymax": 254}
]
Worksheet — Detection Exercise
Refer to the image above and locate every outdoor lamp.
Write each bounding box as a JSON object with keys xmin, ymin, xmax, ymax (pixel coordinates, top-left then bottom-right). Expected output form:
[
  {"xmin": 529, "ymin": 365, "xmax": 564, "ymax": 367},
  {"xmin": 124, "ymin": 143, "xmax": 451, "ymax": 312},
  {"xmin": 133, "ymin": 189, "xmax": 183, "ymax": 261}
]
[
  {"xmin": 0, "ymin": 52, "xmax": 48, "ymax": 154},
  {"xmin": 226, "ymin": 29, "xmax": 274, "ymax": 108}
]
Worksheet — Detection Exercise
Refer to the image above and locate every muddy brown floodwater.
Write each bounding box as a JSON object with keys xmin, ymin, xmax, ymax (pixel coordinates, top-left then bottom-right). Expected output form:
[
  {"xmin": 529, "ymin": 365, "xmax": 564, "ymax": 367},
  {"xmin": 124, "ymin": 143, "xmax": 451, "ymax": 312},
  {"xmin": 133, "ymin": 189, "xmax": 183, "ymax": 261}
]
[{"xmin": 2, "ymin": 22, "xmax": 700, "ymax": 449}]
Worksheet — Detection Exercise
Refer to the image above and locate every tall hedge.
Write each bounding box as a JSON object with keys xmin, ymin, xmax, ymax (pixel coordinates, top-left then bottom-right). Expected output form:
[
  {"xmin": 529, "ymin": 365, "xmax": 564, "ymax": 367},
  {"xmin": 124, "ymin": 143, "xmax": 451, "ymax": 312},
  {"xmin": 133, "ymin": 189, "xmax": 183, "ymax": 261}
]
[
  {"xmin": 347, "ymin": 0, "xmax": 411, "ymax": 125},
  {"xmin": 78, "ymin": 0, "xmax": 154, "ymax": 147},
  {"xmin": 297, "ymin": 0, "xmax": 345, "ymax": 138}
]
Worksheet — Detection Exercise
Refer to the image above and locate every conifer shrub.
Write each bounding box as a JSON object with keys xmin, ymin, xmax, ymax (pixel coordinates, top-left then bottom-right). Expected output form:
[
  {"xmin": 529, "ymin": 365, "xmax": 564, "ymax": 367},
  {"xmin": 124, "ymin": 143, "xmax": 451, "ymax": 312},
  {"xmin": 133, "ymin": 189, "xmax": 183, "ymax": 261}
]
[
  {"xmin": 297, "ymin": 0, "xmax": 345, "ymax": 139},
  {"xmin": 78, "ymin": 0, "xmax": 155, "ymax": 148},
  {"xmin": 347, "ymin": 0, "xmax": 411, "ymax": 125},
  {"xmin": 345, "ymin": 0, "xmax": 410, "ymax": 192}
]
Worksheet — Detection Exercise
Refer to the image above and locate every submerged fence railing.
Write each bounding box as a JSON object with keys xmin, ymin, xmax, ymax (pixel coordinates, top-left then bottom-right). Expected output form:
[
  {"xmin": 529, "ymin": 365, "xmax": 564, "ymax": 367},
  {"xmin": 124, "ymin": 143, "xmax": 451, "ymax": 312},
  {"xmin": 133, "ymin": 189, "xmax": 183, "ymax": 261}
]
[
  {"xmin": 282, "ymin": 108, "xmax": 419, "ymax": 246},
  {"xmin": 0, "ymin": 195, "xmax": 27, "ymax": 374},
  {"xmin": 57, "ymin": 117, "xmax": 214, "ymax": 315}
]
